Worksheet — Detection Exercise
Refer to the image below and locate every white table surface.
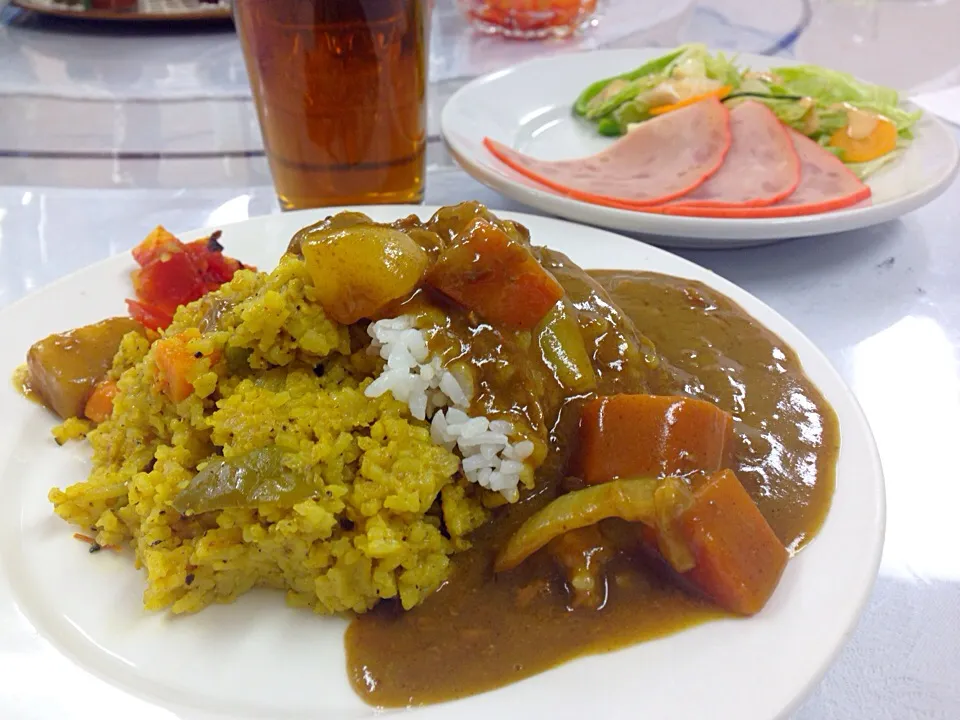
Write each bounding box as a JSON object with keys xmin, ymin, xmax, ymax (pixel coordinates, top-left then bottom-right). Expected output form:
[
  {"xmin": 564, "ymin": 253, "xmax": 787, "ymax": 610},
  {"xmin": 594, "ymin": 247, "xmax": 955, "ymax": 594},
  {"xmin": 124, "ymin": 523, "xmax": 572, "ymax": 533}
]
[{"xmin": 1, "ymin": 1, "xmax": 959, "ymax": 718}]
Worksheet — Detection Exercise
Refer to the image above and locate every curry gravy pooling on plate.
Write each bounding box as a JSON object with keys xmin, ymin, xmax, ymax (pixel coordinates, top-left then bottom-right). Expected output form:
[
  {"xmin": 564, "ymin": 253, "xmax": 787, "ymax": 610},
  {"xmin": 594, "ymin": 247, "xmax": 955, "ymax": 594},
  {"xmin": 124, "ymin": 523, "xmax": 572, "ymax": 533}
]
[
  {"xmin": 16, "ymin": 202, "xmax": 838, "ymax": 707},
  {"xmin": 346, "ymin": 268, "xmax": 838, "ymax": 706}
]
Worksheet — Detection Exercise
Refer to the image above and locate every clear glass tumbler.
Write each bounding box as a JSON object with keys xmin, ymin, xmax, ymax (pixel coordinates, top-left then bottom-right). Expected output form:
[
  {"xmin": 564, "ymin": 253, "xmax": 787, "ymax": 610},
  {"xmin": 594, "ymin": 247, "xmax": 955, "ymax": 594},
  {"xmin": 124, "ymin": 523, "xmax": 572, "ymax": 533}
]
[
  {"xmin": 233, "ymin": 0, "xmax": 428, "ymax": 210},
  {"xmin": 458, "ymin": 0, "xmax": 598, "ymax": 39}
]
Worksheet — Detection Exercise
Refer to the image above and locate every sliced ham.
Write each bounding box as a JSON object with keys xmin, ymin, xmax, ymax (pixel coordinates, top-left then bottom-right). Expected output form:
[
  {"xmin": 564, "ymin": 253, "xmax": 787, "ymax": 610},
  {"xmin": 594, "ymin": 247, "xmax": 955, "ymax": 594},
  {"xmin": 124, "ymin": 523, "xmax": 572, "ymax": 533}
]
[
  {"xmin": 657, "ymin": 100, "xmax": 800, "ymax": 209},
  {"xmin": 483, "ymin": 97, "xmax": 732, "ymax": 208},
  {"xmin": 656, "ymin": 128, "xmax": 871, "ymax": 218}
]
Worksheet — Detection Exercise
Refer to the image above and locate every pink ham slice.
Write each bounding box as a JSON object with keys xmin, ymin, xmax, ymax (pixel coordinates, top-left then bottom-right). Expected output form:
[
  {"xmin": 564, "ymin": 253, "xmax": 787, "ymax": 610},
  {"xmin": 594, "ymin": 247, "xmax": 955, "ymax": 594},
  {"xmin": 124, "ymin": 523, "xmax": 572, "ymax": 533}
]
[
  {"xmin": 656, "ymin": 128, "xmax": 871, "ymax": 218},
  {"xmin": 483, "ymin": 97, "xmax": 732, "ymax": 208},
  {"xmin": 657, "ymin": 100, "xmax": 800, "ymax": 209}
]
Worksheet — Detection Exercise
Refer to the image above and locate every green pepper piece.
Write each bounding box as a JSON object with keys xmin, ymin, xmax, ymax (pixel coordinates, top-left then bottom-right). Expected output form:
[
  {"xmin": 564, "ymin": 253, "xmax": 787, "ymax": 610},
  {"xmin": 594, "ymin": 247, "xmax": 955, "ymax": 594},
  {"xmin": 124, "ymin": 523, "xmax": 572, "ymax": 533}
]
[
  {"xmin": 573, "ymin": 45, "xmax": 691, "ymax": 119},
  {"xmin": 582, "ymin": 73, "xmax": 666, "ymax": 122},
  {"xmin": 597, "ymin": 116, "xmax": 626, "ymax": 137},
  {"xmin": 172, "ymin": 446, "xmax": 313, "ymax": 514},
  {"xmin": 535, "ymin": 299, "xmax": 597, "ymax": 394},
  {"xmin": 223, "ymin": 346, "xmax": 253, "ymax": 373}
]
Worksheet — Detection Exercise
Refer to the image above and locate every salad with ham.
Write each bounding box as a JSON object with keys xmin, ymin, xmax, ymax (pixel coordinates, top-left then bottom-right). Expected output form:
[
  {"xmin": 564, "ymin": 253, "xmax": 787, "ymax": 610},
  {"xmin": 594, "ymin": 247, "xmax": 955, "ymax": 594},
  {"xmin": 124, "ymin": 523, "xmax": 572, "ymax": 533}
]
[
  {"xmin": 575, "ymin": 44, "xmax": 920, "ymax": 178},
  {"xmin": 481, "ymin": 45, "xmax": 920, "ymax": 219}
]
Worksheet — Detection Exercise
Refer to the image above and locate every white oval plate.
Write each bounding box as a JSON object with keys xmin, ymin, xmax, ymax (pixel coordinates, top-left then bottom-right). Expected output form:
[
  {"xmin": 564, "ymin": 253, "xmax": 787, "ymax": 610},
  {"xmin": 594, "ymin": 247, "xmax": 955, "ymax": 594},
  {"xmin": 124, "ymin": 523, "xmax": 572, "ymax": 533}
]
[
  {"xmin": 441, "ymin": 49, "xmax": 960, "ymax": 249},
  {"xmin": 0, "ymin": 207, "xmax": 884, "ymax": 720}
]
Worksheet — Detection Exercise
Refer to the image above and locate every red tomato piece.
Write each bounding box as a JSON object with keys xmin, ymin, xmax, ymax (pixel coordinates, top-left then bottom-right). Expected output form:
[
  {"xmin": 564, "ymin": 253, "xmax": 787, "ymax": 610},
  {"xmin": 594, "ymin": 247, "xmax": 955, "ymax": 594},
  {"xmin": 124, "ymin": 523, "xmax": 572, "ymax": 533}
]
[
  {"xmin": 126, "ymin": 299, "xmax": 173, "ymax": 331},
  {"xmin": 131, "ymin": 251, "xmax": 206, "ymax": 316}
]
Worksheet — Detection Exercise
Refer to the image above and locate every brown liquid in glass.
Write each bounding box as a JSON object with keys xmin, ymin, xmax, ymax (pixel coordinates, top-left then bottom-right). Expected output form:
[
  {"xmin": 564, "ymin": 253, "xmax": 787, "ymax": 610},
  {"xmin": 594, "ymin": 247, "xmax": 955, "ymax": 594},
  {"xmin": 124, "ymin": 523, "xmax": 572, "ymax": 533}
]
[{"xmin": 234, "ymin": 0, "xmax": 427, "ymax": 209}]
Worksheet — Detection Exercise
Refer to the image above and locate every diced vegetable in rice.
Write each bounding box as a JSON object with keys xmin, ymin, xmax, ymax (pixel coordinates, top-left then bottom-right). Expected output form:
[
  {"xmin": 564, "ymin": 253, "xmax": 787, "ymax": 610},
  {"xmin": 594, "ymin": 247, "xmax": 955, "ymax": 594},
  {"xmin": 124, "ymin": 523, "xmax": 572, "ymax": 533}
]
[{"xmin": 365, "ymin": 316, "xmax": 532, "ymax": 502}]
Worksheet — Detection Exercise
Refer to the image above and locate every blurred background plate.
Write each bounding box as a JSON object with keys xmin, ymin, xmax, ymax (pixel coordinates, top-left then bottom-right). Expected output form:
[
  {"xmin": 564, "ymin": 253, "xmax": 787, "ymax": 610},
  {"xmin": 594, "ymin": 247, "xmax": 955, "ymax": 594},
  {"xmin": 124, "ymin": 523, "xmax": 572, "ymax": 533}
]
[{"xmin": 10, "ymin": 0, "xmax": 230, "ymax": 22}]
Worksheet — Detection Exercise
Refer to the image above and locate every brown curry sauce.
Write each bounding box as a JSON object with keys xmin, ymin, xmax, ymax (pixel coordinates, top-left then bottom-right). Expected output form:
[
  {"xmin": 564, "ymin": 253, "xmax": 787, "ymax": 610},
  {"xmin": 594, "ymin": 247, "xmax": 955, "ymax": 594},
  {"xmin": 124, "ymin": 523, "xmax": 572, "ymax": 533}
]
[{"xmin": 345, "ymin": 270, "xmax": 839, "ymax": 707}]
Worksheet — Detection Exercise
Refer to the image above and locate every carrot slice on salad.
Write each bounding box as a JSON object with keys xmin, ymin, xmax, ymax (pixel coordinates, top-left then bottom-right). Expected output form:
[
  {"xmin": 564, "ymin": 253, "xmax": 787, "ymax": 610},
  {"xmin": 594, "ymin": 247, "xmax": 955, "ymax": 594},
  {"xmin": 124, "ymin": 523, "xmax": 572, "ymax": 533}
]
[
  {"xmin": 829, "ymin": 116, "xmax": 897, "ymax": 163},
  {"xmin": 648, "ymin": 85, "xmax": 732, "ymax": 116}
]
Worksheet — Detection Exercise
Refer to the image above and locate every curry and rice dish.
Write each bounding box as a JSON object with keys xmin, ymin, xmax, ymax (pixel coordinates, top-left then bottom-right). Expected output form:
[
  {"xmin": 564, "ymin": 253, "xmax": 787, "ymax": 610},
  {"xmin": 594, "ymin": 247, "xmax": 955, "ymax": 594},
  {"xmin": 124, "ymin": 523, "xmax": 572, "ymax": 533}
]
[{"xmin": 15, "ymin": 202, "xmax": 839, "ymax": 706}]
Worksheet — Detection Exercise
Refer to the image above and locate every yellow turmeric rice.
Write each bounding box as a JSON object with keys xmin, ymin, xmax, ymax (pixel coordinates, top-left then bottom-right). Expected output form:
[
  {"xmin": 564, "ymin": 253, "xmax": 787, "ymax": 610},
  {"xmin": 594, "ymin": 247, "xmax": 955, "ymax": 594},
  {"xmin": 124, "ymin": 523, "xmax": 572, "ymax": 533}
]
[{"xmin": 49, "ymin": 254, "xmax": 490, "ymax": 614}]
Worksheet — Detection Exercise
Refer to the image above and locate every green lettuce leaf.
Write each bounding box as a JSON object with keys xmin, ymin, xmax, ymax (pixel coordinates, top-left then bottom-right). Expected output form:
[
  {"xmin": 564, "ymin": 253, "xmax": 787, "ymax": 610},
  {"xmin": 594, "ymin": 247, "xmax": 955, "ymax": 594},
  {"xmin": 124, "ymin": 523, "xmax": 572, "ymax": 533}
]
[
  {"xmin": 772, "ymin": 65, "xmax": 898, "ymax": 106},
  {"xmin": 845, "ymin": 147, "xmax": 905, "ymax": 179},
  {"xmin": 771, "ymin": 64, "xmax": 920, "ymax": 134}
]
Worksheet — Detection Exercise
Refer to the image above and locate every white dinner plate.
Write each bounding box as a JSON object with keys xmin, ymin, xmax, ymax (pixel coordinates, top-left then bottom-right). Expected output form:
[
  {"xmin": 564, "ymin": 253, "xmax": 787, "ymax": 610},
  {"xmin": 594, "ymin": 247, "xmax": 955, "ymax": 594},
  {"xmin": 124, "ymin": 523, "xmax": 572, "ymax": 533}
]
[
  {"xmin": 441, "ymin": 49, "xmax": 960, "ymax": 249},
  {"xmin": 0, "ymin": 207, "xmax": 884, "ymax": 719}
]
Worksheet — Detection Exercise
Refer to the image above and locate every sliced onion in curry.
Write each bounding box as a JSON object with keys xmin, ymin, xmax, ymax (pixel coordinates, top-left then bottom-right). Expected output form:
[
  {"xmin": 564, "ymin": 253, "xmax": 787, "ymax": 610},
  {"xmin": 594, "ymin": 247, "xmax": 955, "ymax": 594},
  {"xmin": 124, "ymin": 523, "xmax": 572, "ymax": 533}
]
[{"xmin": 495, "ymin": 478, "xmax": 649, "ymax": 571}]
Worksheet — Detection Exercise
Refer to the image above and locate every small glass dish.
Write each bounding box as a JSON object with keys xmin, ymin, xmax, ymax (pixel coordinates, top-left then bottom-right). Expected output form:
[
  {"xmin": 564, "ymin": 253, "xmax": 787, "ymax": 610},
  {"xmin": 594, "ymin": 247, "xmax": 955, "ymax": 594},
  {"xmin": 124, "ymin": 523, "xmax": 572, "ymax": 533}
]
[{"xmin": 458, "ymin": 0, "xmax": 599, "ymax": 39}]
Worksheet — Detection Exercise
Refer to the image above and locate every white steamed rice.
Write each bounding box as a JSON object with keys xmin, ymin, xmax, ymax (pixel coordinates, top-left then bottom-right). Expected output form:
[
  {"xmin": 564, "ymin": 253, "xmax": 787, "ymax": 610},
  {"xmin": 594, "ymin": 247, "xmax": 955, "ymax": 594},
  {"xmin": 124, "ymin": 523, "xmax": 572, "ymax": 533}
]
[{"xmin": 364, "ymin": 316, "xmax": 533, "ymax": 502}]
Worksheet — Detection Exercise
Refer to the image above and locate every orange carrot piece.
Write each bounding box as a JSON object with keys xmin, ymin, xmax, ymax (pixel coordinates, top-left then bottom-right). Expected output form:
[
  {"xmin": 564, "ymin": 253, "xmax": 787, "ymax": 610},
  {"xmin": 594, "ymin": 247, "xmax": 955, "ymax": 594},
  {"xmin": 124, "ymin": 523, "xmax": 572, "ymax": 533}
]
[
  {"xmin": 677, "ymin": 469, "xmax": 788, "ymax": 615},
  {"xmin": 578, "ymin": 394, "xmax": 733, "ymax": 485},
  {"xmin": 829, "ymin": 116, "xmax": 897, "ymax": 163},
  {"xmin": 648, "ymin": 85, "xmax": 732, "ymax": 116},
  {"xmin": 72, "ymin": 533, "xmax": 120, "ymax": 552},
  {"xmin": 153, "ymin": 332, "xmax": 200, "ymax": 403},
  {"xmin": 426, "ymin": 217, "xmax": 564, "ymax": 330},
  {"xmin": 131, "ymin": 225, "xmax": 182, "ymax": 267},
  {"xmin": 83, "ymin": 379, "xmax": 119, "ymax": 423}
]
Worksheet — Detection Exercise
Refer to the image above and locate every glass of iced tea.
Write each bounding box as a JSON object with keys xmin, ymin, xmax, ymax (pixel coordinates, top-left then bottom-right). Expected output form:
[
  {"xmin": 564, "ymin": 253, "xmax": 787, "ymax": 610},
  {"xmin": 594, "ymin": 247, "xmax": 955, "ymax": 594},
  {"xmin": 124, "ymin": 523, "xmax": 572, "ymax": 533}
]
[
  {"xmin": 233, "ymin": 0, "xmax": 428, "ymax": 210},
  {"xmin": 459, "ymin": 0, "xmax": 598, "ymax": 38}
]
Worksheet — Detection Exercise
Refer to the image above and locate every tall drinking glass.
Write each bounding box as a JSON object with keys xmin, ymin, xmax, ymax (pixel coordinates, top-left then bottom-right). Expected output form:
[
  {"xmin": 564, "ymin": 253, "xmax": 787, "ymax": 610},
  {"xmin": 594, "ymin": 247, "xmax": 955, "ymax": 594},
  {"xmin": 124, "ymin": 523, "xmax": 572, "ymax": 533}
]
[{"xmin": 233, "ymin": 0, "xmax": 428, "ymax": 210}]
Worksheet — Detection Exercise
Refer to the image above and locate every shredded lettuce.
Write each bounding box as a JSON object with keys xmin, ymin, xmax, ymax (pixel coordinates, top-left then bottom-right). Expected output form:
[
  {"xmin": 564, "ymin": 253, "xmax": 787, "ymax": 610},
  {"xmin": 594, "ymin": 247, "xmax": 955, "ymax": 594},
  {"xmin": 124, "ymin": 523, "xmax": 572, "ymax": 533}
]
[
  {"xmin": 845, "ymin": 149, "xmax": 904, "ymax": 179},
  {"xmin": 610, "ymin": 100, "xmax": 652, "ymax": 132},
  {"xmin": 750, "ymin": 97, "xmax": 813, "ymax": 128},
  {"xmin": 703, "ymin": 51, "xmax": 742, "ymax": 90},
  {"xmin": 771, "ymin": 65, "xmax": 899, "ymax": 109},
  {"xmin": 771, "ymin": 64, "xmax": 921, "ymax": 136}
]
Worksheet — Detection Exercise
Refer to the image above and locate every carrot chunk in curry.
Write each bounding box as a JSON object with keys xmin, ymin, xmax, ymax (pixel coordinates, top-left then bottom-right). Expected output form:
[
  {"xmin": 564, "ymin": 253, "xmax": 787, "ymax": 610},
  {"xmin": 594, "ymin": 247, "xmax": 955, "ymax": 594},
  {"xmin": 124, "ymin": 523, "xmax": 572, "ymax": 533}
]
[
  {"xmin": 498, "ymin": 391, "xmax": 786, "ymax": 616},
  {"xmin": 578, "ymin": 394, "xmax": 734, "ymax": 484},
  {"xmin": 674, "ymin": 468, "xmax": 788, "ymax": 615},
  {"xmin": 426, "ymin": 217, "xmax": 564, "ymax": 330}
]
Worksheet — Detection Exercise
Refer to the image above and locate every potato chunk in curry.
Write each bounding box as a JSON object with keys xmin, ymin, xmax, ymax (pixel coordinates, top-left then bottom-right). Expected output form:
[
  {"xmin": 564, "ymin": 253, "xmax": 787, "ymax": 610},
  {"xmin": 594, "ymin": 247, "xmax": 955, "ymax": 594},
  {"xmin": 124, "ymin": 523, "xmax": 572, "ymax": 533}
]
[
  {"xmin": 26, "ymin": 316, "xmax": 143, "ymax": 419},
  {"xmin": 301, "ymin": 224, "xmax": 429, "ymax": 325}
]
